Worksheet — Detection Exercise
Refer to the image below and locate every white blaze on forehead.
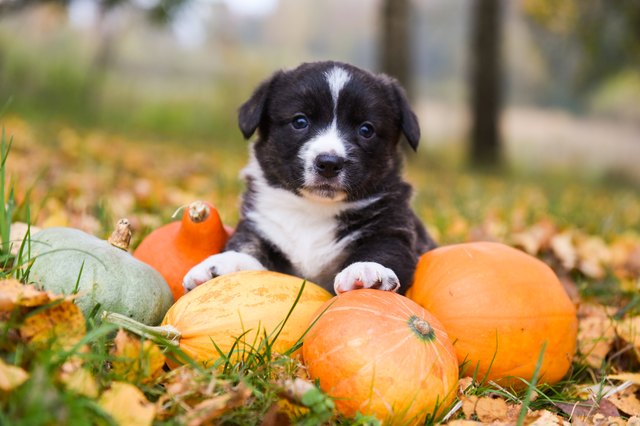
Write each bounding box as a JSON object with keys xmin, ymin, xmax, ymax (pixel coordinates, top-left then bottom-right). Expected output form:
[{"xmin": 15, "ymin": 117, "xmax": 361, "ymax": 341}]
[
  {"xmin": 325, "ymin": 66, "xmax": 351, "ymax": 109},
  {"xmin": 302, "ymin": 122, "xmax": 347, "ymax": 158}
]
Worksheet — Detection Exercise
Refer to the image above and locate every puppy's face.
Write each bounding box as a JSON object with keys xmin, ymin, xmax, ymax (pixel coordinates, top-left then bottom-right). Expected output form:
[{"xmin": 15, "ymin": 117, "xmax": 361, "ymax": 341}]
[{"xmin": 238, "ymin": 61, "xmax": 420, "ymax": 202}]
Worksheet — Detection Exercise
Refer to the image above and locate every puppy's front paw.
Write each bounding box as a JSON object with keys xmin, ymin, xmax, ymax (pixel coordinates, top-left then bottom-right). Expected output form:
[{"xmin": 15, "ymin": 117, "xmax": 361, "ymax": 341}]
[
  {"xmin": 182, "ymin": 251, "xmax": 266, "ymax": 292},
  {"xmin": 334, "ymin": 262, "xmax": 400, "ymax": 294}
]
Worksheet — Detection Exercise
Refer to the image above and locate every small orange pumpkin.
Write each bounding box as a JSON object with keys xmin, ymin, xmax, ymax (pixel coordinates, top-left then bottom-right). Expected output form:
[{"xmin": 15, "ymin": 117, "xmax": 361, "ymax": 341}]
[
  {"xmin": 302, "ymin": 290, "xmax": 458, "ymax": 425},
  {"xmin": 406, "ymin": 241, "xmax": 578, "ymax": 389},
  {"xmin": 133, "ymin": 200, "xmax": 228, "ymax": 301}
]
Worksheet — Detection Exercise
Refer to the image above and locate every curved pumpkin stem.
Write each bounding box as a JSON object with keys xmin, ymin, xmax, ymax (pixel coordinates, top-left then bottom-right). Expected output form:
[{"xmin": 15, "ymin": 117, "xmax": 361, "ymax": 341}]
[{"xmin": 102, "ymin": 311, "xmax": 181, "ymax": 346}]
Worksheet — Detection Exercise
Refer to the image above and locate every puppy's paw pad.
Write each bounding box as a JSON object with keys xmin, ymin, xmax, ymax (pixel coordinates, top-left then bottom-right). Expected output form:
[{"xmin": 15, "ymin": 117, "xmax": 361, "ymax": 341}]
[
  {"xmin": 182, "ymin": 251, "xmax": 266, "ymax": 291},
  {"xmin": 334, "ymin": 262, "xmax": 400, "ymax": 294}
]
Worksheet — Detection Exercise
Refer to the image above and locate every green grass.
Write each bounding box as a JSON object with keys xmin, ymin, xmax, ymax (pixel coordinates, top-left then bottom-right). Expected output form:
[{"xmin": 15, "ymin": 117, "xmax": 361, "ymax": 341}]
[{"xmin": 1, "ymin": 115, "xmax": 639, "ymax": 425}]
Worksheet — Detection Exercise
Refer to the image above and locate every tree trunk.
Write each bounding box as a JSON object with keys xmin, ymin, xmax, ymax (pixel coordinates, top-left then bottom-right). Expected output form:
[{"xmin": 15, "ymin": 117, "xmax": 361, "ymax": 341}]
[
  {"xmin": 469, "ymin": 0, "xmax": 503, "ymax": 169},
  {"xmin": 380, "ymin": 0, "xmax": 412, "ymax": 97}
]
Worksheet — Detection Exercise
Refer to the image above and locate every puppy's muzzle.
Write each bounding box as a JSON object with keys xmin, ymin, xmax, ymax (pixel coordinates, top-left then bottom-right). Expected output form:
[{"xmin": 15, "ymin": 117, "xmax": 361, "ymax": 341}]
[{"xmin": 314, "ymin": 154, "xmax": 345, "ymax": 179}]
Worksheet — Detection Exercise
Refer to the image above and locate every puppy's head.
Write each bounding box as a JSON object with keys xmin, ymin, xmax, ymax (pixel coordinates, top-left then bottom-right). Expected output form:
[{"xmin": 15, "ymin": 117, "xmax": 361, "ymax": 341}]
[{"xmin": 238, "ymin": 61, "xmax": 420, "ymax": 202}]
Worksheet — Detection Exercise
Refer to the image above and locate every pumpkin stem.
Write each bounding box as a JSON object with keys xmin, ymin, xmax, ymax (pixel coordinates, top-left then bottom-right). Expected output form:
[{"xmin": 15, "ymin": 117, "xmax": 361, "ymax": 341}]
[
  {"xmin": 101, "ymin": 311, "xmax": 181, "ymax": 346},
  {"xmin": 108, "ymin": 219, "xmax": 132, "ymax": 251},
  {"xmin": 408, "ymin": 315, "xmax": 435, "ymax": 342},
  {"xmin": 188, "ymin": 200, "xmax": 210, "ymax": 223}
]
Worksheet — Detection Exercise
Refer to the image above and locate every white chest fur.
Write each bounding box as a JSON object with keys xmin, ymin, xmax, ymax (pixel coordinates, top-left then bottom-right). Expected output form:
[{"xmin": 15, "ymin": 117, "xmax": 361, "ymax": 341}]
[{"xmin": 243, "ymin": 159, "xmax": 373, "ymax": 284}]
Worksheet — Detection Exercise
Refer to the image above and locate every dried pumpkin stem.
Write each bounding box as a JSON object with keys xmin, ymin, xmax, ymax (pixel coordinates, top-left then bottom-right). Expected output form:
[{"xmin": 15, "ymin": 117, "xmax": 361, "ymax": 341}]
[
  {"xmin": 108, "ymin": 219, "xmax": 132, "ymax": 251},
  {"xmin": 188, "ymin": 200, "xmax": 210, "ymax": 223},
  {"xmin": 101, "ymin": 311, "xmax": 181, "ymax": 346}
]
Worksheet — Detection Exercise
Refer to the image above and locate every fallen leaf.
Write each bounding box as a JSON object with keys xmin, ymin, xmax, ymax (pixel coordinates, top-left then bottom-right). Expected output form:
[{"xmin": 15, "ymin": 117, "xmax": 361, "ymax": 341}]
[
  {"xmin": 576, "ymin": 235, "xmax": 611, "ymax": 279},
  {"xmin": 609, "ymin": 373, "xmax": 640, "ymax": 386},
  {"xmin": 460, "ymin": 395, "xmax": 516, "ymax": 423},
  {"xmin": 60, "ymin": 365, "xmax": 99, "ymax": 398},
  {"xmin": 617, "ymin": 316, "xmax": 640, "ymax": 348},
  {"xmin": 0, "ymin": 279, "xmax": 58, "ymax": 311},
  {"xmin": 556, "ymin": 398, "xmax": 620, "ymax": 419},
  {"xmin": 588, "ymin": 413, "xmax": 627, "ymax": 426},
  {"xmin": 628, "ymin": 416, "xmax": 640, "ymax": 426},
  {"xmin": 458, "ymin": 376, "xmax": 475, "ymax": 396},
  {"xmin": 110, "ymin": 329, "xmax": 165, "ymax": 383},
  {"xmin": 99, "ymin": 382, "xmax": 156, "ymax": 426},
  {"xmin": 527, "ymin": 409, "xmax": 570, "ymax": 425},
  {"xmin": 181, "ymin": 382, "xmax": 252, "ymax": 426},
  {"xmin": 606, "ymin": 385, "xmax": 640, "ymax": 416},
  {"xmin": 0, "ymin": 358, "xmax": 29, "ymax": 391},
  {"xmin": 551, "ymin": 232, "xmax": 578, "ymax": 270},
  {"xmin": 511, "ymin": 220, "xmax": 557, "ymax": 255},
  {"xmin": 19, "ymin": 300, "xmax": 86, "ymax": 351},
  {"xmin": 577, "ymin": 310, "xmax": 617, "ymax": 368}
]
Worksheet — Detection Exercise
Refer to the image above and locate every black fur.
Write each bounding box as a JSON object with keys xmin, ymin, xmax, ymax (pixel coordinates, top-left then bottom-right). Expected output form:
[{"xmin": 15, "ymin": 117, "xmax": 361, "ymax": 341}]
[{"xmin": 228, "ymin": 61, "xmax": 436, "ymax": 294}]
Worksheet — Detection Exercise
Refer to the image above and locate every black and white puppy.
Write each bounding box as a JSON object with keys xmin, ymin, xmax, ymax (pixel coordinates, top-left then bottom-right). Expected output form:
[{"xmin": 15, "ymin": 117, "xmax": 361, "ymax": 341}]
[{"xmin": 183, "ymin": 61, "xmax": 436, "ymax": 295}]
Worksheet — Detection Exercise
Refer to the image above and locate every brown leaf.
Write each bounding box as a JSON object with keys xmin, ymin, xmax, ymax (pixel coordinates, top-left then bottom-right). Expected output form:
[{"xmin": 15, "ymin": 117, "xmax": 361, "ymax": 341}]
[
  {"xmin": 261, "ymin": 403, "xmax": 293, "ymax": 426},
  {"xmin": 460, "ymin": 395, "xmax": 516, "ymax": 423},
  {"xmin": 555, "ymin": 398, "xmax": 620, "ymax": 419},
  {"xmin": 181, "ymin": 382, "xmax": 252, "ymax": 426},
  {"xmin": 99, "ymin": 382, "xmax": 156, "ymax": 426},
  {"xmin": 110, "ymin": 329, "xmax": 165, "ymax": 383},
  {"xmin": 527, "ymin": 409, "xmax": 570, "ymax": 425},
  {"xmin": 577, "ymin": 304, "xmax": 619, "ymax": 368},
  {"xmin": 606, "ymin": 385, "xmax": 640, "ymax": 416},
  {"xmin": 19, "ymin": 300, "xmax": 86, "ymax": 351},
  {"xmin": 0, "ymin": 358, "xmax": 29, "ymax": 391}
]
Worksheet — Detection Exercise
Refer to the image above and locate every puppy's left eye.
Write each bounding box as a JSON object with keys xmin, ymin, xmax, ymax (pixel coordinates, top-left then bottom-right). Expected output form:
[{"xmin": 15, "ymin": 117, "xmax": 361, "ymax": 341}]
[
  {"xmin": 291, "ymin": 114, "xmax": 309, "ymax": 130},
  {"xmin": 358, "ymin": 122, "xmax": 375, "ymax": 139}
]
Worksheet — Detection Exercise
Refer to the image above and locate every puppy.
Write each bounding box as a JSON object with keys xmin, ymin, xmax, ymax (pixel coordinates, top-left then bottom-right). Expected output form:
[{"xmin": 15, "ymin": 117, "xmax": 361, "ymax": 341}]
[{"xmin": 183, "ymin": 61, "xmax": 436, "ymax": 295}]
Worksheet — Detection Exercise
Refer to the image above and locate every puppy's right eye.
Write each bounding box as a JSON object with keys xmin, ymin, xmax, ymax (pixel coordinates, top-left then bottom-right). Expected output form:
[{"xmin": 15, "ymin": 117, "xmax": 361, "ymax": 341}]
[{"xmin": 291, "ymin": 114, "xmax": 309, "ymax": 130}]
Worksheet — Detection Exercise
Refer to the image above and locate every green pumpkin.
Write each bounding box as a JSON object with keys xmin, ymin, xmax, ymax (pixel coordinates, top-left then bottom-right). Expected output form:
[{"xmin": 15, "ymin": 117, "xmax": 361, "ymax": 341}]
[{"xmin": 29, "ymin": 222, "xmax": 173, "ymax": 325}]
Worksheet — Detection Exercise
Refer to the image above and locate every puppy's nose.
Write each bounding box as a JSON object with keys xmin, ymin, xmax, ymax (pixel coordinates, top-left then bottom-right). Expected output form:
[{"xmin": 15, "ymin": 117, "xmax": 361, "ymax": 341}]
[{"xmin": 314, "ymin": 154, "xmax": 345, "ymax": 178}]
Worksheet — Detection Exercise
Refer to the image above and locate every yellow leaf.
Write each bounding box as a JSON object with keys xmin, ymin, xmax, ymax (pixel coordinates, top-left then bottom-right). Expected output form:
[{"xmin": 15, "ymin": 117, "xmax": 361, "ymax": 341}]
[
  {"xmin": 110, "ymin": 330, "xmax": 165, "ymax": 384},
  {"xmin": 60, "ymin": 363, "xmax": 99, "ymax": 398},
  {"xmin": 0, "ymin": 279, "xmax": 59, "ymax": 311},
  {"xmin": 608, "ymin": 373, "xmax": 640, "ymax": 386},
  {"xmin": 20, "ymin": 300, "xmax": 86, "ymax": 351},
  {"xmin": 0, "ymin": 358, "xmax": 29, "ymax": 391},
  {"xmin": 99, "ymin": 382, "xmax": 156, "ymax": 426}
]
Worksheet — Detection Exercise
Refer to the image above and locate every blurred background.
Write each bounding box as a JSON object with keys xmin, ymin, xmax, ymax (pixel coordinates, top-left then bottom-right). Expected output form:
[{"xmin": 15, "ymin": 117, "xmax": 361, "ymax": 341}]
[
  {"xmin": 1, "ymin": 0, "xmax": 639, "ymax": 177},
  {"xmin": 0, "ymin": 0, "xmax": 639, "ymax": 275}
]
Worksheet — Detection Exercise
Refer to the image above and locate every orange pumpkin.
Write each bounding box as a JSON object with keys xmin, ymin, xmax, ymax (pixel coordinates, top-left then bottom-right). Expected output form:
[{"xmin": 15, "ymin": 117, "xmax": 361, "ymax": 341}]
[
  {"xmin": 302, "ymin": 290, "xmax": 458, "ymax": 425},
  {"xmin": 134, "ymin": 200, "xmax": 228, "ymax": 301},
  {"xmin": 406, "ymin": 242, "xmax": 578, "ymax": 388}
]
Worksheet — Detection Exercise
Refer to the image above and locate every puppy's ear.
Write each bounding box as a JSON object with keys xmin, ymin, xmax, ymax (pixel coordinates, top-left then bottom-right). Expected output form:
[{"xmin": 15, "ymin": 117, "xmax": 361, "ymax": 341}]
[
  {"xmin": 238, "ymin": 72, "xmax": 282, "ymax": 140},
  {"xmin": 387, "ymin": 78, "xmax": 421, "ymax": 151}
]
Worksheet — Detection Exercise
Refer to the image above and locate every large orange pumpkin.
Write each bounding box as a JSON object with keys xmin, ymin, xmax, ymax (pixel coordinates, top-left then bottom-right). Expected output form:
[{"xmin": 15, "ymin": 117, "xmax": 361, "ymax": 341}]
[
  {"xmin": 302, "ymin": 290, "xmax": 458, "ymax": 425},
  {"xmin": 134, "ymin": 200, "xmax": 228, "ymax": 301},
  {"xmin": 103, "ymin": 270, "xmax": 332, "ymax": 369},
  {"xmin": 406, "ymin": 242, "xmax": 578, "ymax": 388}
]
